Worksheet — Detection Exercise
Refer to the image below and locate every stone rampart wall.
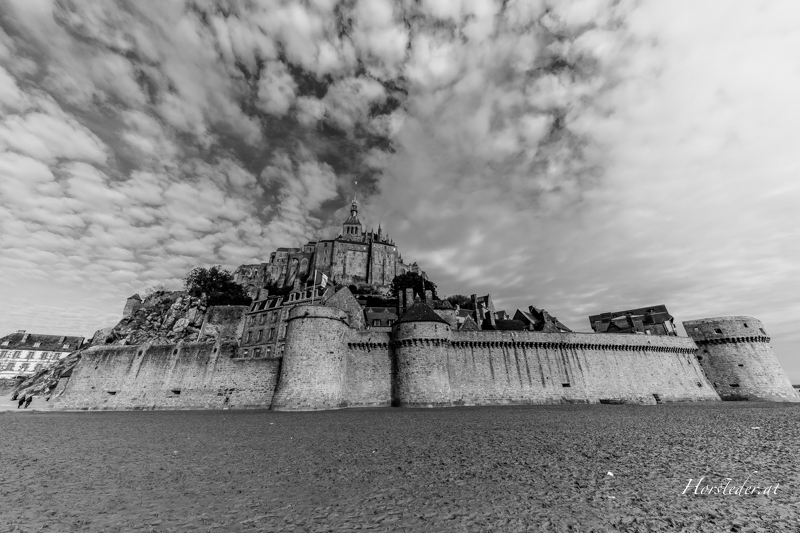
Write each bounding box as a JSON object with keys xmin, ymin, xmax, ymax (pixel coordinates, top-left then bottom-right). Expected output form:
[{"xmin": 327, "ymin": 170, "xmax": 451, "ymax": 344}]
[
  {"xmin": 392, "ymin": 330, "xmax": 719, "ymax": 407},
  {"xmin": 345, "ymin": 330, "xmax": 392, "ymax": 407},
  {"xmin": 53, "ymin": 342, "xmax": 279, "ymax": 410}
]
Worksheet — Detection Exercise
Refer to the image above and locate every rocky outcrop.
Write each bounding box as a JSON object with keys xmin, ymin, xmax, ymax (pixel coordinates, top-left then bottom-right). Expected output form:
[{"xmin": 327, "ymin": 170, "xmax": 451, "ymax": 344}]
[{"xmin": 95, "ymin": 291, "xmax": 208, "ymax": 346}]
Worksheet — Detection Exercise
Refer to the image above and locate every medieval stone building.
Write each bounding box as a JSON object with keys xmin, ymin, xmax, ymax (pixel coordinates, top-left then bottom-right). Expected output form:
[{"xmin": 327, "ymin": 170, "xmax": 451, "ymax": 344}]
[{"xmin": 234, "ymin": 196, "xmax": 426, "ymax": 298}]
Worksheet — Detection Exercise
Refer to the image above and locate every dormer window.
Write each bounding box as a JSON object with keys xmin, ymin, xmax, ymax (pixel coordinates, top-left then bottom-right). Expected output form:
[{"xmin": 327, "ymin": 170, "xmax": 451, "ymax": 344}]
[{"xmin": 33, "ymin": 342, "xmax": 41, "ymax": 347}]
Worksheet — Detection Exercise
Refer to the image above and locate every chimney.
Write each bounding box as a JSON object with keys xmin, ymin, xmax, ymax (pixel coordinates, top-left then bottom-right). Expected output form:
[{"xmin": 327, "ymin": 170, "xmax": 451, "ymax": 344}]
[
  {"xmin": 21, "ymin": 332, "xmax": 29, "ymax": 342},
  {"xmin": 58, "ymin": 335, "xmax": 66, "ymax": 343}
]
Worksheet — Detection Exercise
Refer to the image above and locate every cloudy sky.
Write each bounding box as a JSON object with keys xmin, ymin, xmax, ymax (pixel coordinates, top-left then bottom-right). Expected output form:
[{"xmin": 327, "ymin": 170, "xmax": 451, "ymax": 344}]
[{"xmin": 1, "ymin": 0, "xmax": 798, "ymax": 380}]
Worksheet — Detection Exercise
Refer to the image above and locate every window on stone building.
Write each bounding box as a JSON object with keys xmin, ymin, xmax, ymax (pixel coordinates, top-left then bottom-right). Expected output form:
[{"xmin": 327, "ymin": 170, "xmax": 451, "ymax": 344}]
[
  {"xmin": 13, "ymin": 351, "xmax": 21, "ymax": 357},
  {"xmin": 19, "ymin": 363, "xmax": 29, "ymax": 371},
  {"xmin": 259, "ymin": 313, "xmax": 267, "ymax": 325},
  {"xmin": 34, "ymin": 364, "xmax": 42, "ymax": 371},
  {"xmin": 3, "ymin": 362, "xmax": 14, "ymax": 371},
  {"xmin": 248, "ymin": 316, "xmax": 255, "ymax": 326},
  {"xmin": 0, "ymin": 351, "xmax": 6, "ymax": 358},
  {"xmin": 372, "ymin": 319, "xmax": 381, "ymax": 327},
  {"xmin": 387, "ymin": 319, "xmax": 395, "ymax": 326},
  {"xmin": 26, "ymin": 351, "xmax": 35, "ymax": 359},
  {"xmin": 279, "ymin": 344, "xmax": 285, "ymax": 355},
  {"xmin": 268, "ymin": 328, "xmax": 275, "ymax": 340},
  {"xmin": 246, "ymin": 331, "xmax": 252, "ymax": 343},
  {"xmin": 257, "ymin": 330, "xmax": 263, "ymax": 342},
  {"xmin": 241, "ymin": 349, "xmax": 248, "ymax": 358},
  {"xmin": 253, "ymin": 348, "xmax": 262, "ymax": 358},
  {"xmin": 265, "ymin": 346, "xmax": 272, "ymax": 357}
]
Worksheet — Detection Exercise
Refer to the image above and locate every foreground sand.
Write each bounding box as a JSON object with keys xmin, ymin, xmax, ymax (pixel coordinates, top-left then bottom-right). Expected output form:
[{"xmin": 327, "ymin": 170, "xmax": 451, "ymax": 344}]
[{"xmin": 1, "ymin": 402, "xmax": 798, "ymax": 532}]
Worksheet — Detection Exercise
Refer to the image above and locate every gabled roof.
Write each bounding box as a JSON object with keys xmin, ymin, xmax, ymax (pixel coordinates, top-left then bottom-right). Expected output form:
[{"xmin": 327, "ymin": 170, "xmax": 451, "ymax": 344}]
[
  {"xmin": 459, "ymin": 315, "xmax": 479, "ymax": 330},
  {"xmin": 514, "ymin": 309, "xmax": 536, "ymax": 327},
  {"xmin": 396, "ymin": 300, "xmax": 450, "ymax": 325}
]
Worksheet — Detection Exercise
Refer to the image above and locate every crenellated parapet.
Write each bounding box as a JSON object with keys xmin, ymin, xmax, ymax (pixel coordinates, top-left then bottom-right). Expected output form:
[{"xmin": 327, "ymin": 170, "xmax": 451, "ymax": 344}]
[
  {"xmin": 693, "ymin": 336, "xmax": 771, "ymax": 345},
  {"xmin": 448, "ymin": 338, "xmax": 696, "ymax": 354}
]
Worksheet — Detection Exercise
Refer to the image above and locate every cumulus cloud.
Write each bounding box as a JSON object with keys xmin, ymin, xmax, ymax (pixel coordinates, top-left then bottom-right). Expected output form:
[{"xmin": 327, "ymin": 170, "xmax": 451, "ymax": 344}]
[{"xmin": 257, "ymin": 61, "xmax": 298, "ymax": 116}]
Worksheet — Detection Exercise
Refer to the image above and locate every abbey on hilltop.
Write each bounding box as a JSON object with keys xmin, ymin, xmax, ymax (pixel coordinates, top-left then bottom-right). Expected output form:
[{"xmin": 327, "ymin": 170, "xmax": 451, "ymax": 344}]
[{"xmin": 234, "ymin": 195, "xmax": 425, "ymax": 298}]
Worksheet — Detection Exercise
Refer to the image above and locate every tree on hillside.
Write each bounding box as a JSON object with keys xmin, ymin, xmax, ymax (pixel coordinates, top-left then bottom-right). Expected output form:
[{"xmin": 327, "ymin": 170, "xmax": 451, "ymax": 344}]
[
  {"xmin": 445, "ymin": 294, "xmax": 474, "ymax": 309},
  {"xmin": 184, "ymin": 266, "xmax": 252, "ymax": 307},
  {"xmin": 390, "ymin": 272, "xmax": 437, "ymax": 300}
]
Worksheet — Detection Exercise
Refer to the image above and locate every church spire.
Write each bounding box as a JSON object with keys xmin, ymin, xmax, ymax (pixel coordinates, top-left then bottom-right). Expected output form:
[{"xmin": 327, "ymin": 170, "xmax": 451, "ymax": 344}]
[
  {"xmin": 342, "ymin": 180, "xmax": 362, "ymax": 239},
  {"xmin": 350, "ymin": 191, "xmax": 358, "ymax": 217}
]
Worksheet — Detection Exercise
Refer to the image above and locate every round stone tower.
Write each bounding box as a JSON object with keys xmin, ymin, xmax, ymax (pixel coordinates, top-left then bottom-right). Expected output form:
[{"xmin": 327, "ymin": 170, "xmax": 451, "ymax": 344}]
[
  {"xmin": 683, "ymin": 316, "xmax": 798, "ymax": 402},
  {"xmin": 271, "ymin": 305, "xmax": 350, "ymax": 411},
  {"xmin": 393, "ymin": 301, "xmax": 452, "ymax": 407}
]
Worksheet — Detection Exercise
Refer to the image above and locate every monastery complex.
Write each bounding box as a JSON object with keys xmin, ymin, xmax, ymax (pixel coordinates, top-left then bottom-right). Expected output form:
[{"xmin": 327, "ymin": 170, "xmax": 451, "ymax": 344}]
[{"xmin": 233, "ymin": 196, "xmax": 425, "ymax": 299}]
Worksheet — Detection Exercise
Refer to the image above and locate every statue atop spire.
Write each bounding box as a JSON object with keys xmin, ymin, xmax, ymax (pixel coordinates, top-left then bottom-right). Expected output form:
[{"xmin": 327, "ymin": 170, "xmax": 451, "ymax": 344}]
[{"xmin": 351, "ymin": 180, "xmax": 358, "ymax": 215}]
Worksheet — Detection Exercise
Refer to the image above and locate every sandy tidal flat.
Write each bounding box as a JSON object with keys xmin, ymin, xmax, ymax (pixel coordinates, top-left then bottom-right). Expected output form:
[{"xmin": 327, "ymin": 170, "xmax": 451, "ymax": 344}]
[{"xmin": 1, "ymin": 402, "xmax": 798, "ymax": 532}]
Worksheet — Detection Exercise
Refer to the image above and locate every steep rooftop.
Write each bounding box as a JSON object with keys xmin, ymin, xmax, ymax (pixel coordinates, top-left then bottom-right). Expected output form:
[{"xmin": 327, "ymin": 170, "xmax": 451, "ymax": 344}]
[{"xmin": 396, "ymin": 300, "xmax": 450, "ymax": 325}]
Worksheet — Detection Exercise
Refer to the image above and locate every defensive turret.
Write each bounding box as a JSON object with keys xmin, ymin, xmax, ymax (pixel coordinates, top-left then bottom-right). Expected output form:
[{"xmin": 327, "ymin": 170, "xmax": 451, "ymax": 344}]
[
  {"xmin": 392, "ymin": 300, "xmax": 452, "ymax": 407},
  {"xmin": 271, "ymin": 305, "xmax": 350, "ymax": 410},
  {"xmin": 683, "ymin": 316, "xmax": 798, "ymax": 402}
]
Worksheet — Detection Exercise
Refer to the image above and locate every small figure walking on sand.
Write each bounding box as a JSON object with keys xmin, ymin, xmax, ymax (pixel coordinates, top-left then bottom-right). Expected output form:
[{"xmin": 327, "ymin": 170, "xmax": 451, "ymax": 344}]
[
  {"xmin": 24, "ymin": 396, "xmax": 32, "ymax": 409},
  {"xmin": 17, "ymin": 396, "xmax": 25, "ymax": 409}
]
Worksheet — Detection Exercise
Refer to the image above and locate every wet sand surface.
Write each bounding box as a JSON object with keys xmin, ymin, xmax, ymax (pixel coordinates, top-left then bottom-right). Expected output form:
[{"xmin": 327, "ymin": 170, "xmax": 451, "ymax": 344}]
[{"xmin": 1, "ymin": 402, "xmax": 798, "ymax": 532}]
